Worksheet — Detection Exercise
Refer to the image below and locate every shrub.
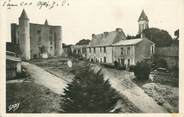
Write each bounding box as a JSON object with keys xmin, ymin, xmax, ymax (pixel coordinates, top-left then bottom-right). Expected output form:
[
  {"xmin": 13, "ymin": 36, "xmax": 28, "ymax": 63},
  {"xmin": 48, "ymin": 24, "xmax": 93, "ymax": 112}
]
[
  {"xmin": 157, "ymin": 59, "xmax": 168, "ymax": 68},
  {"xmin": 61, "ymin": 67, "xmax": 120, "ymax": 113},
  {"xmin": 134, "ymin": 61, "xmax": 150, "ymax": 81},
  {"xmin": 129, "ymin": 65, "xmax": 135, "ymax": 72},
  {"xmin": 118, "ymin": 65, "xmax": 126, "ymax": 70},
  {"xmin": 113, "ymin": 61, "xmax": 126, "ymax": 70},
  {"xmin": 153, "ymin": 55, "xmax": 168, "ymax": 69},
  {"xmin": 102, "ymin": 63, "xmax": 115, "ymax": 69}
]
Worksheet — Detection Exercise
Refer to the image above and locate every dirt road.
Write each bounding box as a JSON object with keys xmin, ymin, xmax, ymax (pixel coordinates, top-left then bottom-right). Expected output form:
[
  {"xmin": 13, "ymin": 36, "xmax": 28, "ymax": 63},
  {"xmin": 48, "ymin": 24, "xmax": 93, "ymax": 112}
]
[
  {"xmin": 91, "ymin": 64, "xmax": 168, "ymax": 113},
  {"xmin": 22, "ymin": 61, "xmax": 168, "ymax": 113},
  {"xmin": 22, "ymin": 62, "xmax": 69, "ymax": 95}
]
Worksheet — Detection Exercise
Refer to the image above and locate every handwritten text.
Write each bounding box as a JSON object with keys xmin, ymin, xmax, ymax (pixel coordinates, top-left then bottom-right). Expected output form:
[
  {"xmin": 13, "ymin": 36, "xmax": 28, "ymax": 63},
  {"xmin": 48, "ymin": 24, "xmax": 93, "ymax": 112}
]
[{"xmin": 1, "ymin": 0, "xmax": 70, "ymax": 9}]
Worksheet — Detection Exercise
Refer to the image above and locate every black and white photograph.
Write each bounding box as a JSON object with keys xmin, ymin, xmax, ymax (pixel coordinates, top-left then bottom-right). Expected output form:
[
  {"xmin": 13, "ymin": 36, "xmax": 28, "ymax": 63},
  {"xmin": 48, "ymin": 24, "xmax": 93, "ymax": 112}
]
[{"xmin": 0, "ymin": 0, "xmax": 183, "ymax": 115}]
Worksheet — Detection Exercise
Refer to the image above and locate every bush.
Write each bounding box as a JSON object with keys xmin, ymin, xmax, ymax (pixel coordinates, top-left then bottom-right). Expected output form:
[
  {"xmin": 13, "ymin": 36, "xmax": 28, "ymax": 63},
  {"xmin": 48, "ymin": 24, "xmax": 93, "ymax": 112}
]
[
  {"xmin": 129, "ymin": 65, "xmax": 135, "ymax": 72},
  {"xmin": 134, "ymin": 61, "xmax": 150, "ymax": 81},
  {"xmin": 153, "ymin": 58, "xmax": 168, "ymax": 69},
  {"xmin": 102, "ymin": 63, "xmax": 115, "ymax": 69},
  {"xmin": 61, "ymin": 67, "xmax": 120, "ymax": 113},
  {"xmin": 118, "ymin": 65, "xmax": 126, "ymax": 70},
  {"xmin": 113, "ymin": 61, "xmax": 126, "ymax": 70},
  {"xmin": 157, "ymin": 59, "xmax": 168, "ymax": 68}
]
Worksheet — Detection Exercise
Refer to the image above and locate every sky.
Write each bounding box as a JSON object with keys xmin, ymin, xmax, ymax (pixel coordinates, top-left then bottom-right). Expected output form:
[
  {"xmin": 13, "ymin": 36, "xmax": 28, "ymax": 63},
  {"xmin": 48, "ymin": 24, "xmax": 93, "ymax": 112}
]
[{"xmin": 3, "ymin": 0, "xmax": 183, "ymax": 44}]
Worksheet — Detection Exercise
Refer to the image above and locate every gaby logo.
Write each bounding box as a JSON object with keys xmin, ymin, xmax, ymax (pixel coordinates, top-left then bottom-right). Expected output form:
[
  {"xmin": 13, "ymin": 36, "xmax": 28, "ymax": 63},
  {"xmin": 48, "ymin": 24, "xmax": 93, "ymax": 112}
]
[{"xmin": 8, "ymin": 103, "xmax": 20, "ymax": 112}]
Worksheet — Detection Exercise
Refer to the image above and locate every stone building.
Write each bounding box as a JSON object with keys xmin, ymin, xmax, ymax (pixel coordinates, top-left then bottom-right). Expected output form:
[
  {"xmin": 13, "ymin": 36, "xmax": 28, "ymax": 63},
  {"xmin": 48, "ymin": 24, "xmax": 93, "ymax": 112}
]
[
  {"xmin": 62, "ymin": 44, "xmax": 72, "ymax": 57},
  {"xmin": 87, "ymin": 28, "xmax": 126, "ymax": 63},
  {"xmin": 11, "ymin": 9, "xmax": 63, "ymax": 60},
  {"xmin": 87, "ymin": 30, "xmax": 155, "ymax": 66},
  {"xmin": 71, "ymin": 45, "xmax": 88, "ymax": 58},
  {"xmin": 112, "ymin": 38, "xmax": 155, "ymax": 66},
  {"xmin": 86, "ymin": 10, "xmax": 155, "ymax": 66}
]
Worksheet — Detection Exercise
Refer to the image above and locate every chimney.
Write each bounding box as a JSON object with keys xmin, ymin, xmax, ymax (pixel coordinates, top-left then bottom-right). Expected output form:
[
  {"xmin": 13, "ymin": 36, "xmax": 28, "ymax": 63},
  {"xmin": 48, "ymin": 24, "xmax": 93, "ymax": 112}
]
[
  {"xmin": 101, "ymin": 34, "xmax": 104, "ymax": 38},
  {"xmin": 92, "ymin": 34, "xmax": 96, "ymax": 38},
  {"xmin": 104, "ymin": 32, "xmax": 108, "ymax": 38},
  {"xmin": 116, "ymin": 28, "xmax": 123, "ymax": 32}
]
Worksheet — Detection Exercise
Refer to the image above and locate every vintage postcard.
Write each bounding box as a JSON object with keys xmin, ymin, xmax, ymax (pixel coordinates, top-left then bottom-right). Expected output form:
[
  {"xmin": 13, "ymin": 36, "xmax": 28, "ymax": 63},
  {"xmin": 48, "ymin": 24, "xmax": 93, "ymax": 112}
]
[{"xmin": 0, "ymin": 0, "xmax": 184, "ymax": 116}]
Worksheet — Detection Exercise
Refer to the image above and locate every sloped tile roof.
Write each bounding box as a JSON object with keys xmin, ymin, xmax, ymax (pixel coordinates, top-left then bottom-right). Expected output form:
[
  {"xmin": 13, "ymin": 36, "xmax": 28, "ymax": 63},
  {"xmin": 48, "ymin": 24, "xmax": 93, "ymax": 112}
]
[
  {"xmin": 112, "ymin": 38, "xmax": 143, "ymax": 46},
  {"xmin": 89, "ymin": 28, "xmax": 126, "ymax": 47}
]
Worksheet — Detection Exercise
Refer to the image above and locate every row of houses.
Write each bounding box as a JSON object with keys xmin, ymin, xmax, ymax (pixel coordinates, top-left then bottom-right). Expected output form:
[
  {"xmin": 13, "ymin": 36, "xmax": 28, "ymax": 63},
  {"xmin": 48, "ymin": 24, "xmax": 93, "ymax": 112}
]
[
  {"xmin": 71, "ymin": 30, "xmax": 178, "ymax": 70},
  {"xmin": 71, "ymin": 29, "xmax": 155, "ymax": 67},
  {"xmin": 71, "ymin": 10, "xmax": 179, "ymax": 70},
  {"xmin": 87, "ymin": 28, "xmax": 155, "ymax": 66},
  {"xmin": 71, "ymin": 10, "xmax": 155, "ymax": 67}
]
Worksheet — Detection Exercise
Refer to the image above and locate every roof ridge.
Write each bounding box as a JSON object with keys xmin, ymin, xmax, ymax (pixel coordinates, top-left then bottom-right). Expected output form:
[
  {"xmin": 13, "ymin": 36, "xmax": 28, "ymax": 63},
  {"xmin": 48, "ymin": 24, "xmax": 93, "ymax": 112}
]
[{"xmin": 113, "ymin": 38, "xmax": 144, "ymax": 46}]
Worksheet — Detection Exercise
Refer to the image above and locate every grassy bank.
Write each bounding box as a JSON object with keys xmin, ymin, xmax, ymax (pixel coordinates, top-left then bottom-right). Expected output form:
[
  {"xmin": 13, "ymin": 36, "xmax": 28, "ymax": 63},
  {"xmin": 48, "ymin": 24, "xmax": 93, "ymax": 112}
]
[{"xmin": 6, "ymin": 80, "xmax": 61, "ymax": 113}]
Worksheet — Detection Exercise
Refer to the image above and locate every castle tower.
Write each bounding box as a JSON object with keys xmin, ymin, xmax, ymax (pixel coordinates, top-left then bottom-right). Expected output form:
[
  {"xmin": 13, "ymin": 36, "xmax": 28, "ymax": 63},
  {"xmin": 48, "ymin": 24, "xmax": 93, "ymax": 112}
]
[
  {"xmin": 18, "ymin": 9, "xmax": 31, "ymax": 60},
  {"xmin": 54, "ymin": 26, "xmax": 63, "ymax": 56},
  {"xmin": 138, "ymin": 10, "xmax": 149, "ymax": 34}
]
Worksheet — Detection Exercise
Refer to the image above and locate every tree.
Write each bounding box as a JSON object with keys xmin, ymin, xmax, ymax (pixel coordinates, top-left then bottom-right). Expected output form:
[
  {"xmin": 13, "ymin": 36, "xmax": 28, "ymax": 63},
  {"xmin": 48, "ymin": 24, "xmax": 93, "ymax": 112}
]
[
  {"xmin": 154, "ymin": 58, "xmax": 168, "ymax": 69},
  {"xmin": 126, "ymin": 34, "xmax": 140, "ymax": 39},
  {"xmin": 134, "ymin": 61, "xmax": 150, "ymax": 81},
  {"xmin": 61, "ymin": 67, "xmax": 120, "ymax": 113},
  {"xmin": 142, "ymin": 28, "xmax": 173, "ymax": 47},
  {"xmin": 76, "ymin": 39, "xmax": 90, "ymax": 45}
]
